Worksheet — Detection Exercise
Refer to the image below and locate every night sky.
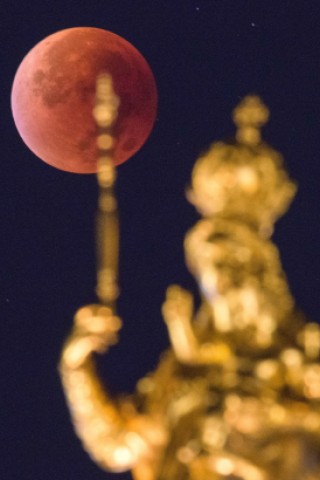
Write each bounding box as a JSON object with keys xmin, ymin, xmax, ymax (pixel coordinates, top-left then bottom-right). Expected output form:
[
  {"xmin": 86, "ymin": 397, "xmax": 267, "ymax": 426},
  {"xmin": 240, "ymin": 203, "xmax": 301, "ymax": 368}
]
[{"xmin": 2, "ymin": 1, "xmax": 320, "ymax": 479}]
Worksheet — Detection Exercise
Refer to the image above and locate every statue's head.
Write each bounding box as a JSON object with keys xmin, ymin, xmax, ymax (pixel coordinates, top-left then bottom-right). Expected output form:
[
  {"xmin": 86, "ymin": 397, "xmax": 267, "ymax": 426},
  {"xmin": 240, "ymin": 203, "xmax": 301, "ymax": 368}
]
[{"xmin": 184, "ymin": 218, "xmax": 293, "ymax": 346}]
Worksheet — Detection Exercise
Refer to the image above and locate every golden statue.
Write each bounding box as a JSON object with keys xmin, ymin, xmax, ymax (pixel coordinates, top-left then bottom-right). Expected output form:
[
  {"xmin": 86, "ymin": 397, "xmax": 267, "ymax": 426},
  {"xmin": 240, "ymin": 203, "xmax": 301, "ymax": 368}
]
[{"xmin": 59, "ymin": 80, "xmax": 320, "ymax": 479}]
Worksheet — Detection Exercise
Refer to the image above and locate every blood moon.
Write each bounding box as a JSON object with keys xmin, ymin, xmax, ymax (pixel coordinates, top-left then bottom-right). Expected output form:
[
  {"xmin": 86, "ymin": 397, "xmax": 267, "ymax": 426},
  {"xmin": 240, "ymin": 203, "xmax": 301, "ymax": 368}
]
[{"xmin": 11, "ymin": 27, "xmax": 157, "ymax": 173}]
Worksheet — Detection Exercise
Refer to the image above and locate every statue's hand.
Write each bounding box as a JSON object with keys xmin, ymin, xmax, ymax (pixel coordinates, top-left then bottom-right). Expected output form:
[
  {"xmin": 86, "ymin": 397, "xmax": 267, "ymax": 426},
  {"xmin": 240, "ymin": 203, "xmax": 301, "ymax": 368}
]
[
  {"xmin": 62, "ymin": 304, "xmax": 122, "ymax": 368},
  {"xmin": 162, "ymin": 285, "xmax": 193, "ymax": 325}
]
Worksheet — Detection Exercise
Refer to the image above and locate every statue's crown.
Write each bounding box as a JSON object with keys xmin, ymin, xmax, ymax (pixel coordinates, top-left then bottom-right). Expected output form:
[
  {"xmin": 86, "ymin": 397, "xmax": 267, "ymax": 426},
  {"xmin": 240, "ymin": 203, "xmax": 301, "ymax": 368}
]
[{"xmin": 188, "ymin": 96, "xmax": 296, "ymax": 236}]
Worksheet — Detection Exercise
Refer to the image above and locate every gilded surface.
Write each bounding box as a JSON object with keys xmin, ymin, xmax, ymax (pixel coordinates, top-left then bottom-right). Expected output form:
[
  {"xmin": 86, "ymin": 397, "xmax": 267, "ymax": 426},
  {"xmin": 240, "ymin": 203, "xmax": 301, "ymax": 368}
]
[{"xmin": 60, "ymin": 93, "xmax": 320, "ymax": 479}]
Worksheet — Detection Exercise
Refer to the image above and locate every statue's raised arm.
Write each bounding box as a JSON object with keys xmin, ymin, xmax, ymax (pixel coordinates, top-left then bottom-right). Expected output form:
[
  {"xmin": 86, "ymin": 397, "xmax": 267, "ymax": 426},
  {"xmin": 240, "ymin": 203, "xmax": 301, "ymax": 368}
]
[{"xmin": 59, "ymin": 75, "xmax": 166, "ymax": 478}]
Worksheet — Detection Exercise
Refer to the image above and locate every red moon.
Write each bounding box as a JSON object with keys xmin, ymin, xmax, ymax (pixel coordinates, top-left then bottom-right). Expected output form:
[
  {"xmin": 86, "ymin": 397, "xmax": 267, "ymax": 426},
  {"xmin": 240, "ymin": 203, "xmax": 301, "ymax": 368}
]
[{"xmin": 11, "ymin": 27, "xmax": 157, "ymax": 173}]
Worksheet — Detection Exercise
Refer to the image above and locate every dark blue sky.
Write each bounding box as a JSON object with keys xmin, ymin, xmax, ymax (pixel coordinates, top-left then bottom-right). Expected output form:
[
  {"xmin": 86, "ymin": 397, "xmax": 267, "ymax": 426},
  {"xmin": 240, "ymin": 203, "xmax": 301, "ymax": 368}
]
[{"xmin": 2, "ymin": 1, "xmax": 320, "ymax": 479}]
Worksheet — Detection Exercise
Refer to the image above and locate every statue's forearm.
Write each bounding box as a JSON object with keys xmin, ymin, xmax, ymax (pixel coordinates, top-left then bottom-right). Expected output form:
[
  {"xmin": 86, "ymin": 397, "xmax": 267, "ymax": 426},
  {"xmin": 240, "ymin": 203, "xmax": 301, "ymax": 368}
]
[{"xmin": 59, "ymin": 305, "xmax": 153, "ymax": 472}]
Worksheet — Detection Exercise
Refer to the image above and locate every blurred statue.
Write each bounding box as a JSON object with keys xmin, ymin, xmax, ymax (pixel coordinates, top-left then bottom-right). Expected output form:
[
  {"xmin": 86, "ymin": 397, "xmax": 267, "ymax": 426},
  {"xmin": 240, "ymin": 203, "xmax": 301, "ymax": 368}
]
[{"xmin": 60, "ymin": 86, "xmax": 320, "ymax": 480}]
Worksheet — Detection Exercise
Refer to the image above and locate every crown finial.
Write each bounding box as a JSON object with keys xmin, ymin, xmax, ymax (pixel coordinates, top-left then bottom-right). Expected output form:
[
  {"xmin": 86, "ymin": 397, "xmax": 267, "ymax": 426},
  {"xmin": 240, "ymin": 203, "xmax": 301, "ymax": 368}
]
[{"xmin": 233, "ymin": 95, "xmax": 269, "ymax": 146}]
